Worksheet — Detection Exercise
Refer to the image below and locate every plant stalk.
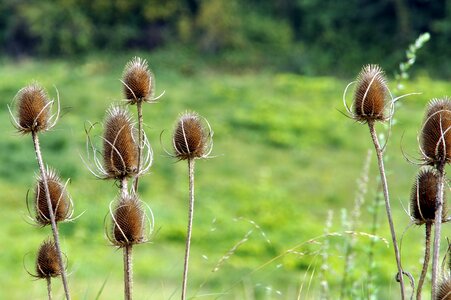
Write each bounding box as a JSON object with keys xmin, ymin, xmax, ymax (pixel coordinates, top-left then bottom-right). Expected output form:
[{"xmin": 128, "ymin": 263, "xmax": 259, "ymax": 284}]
[
  {"xmin": 124, "ymin": 244, "xmax": 133, "ymax": 300},
  {"xmin": 417, "ymin": 223, "xmax": 432, "ymax": 300},
  {"xmin": 181, "ymin": 158, "xmax": 195, "ymax": 300},
  {"xmin": 121, "ymin": 177, "xmax": 129, "ymax": 198},
  {"xmin": 133, "ymin": 101, "xmax": 143, "ymax": 193},
  {"xmin": 431, "ymin": 161, "xmax": 445, "ymax": 299},
  {"xmin": 32, "ymin": 132, "xmax": 71, "ymax": 300},
  {"xmin": 368, "ymin": 121, "xmax": 405, "ymax": 299},
  {"xmin": 46, "ymin": 277, "xmax": 52, "ymax": 300}
]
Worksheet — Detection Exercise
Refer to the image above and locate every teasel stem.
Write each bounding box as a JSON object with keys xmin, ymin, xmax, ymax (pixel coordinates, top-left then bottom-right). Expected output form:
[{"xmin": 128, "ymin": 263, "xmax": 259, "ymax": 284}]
[
  {"xmin": 32, "ymin": 132, "xmax": 71, "ymax": 300},
  {"xmin": 46, "ymin": 277, "xmax": 52, "ymax": 300},
  {"xmin": 368, "ymin": 121, "xmax": 405, "ymax": 299},
  {"xmin": 431, "ymin": 161, "xmax": 445, "ymax": 299},
  {"xmin": 124, "ymin": 244, "xmax": 133, "ymax": 300},
  {"xmin": 417, "ymin": 223, "xmax": 432, "ymax": 300},
  {"xmin": 133, "ymin": 102, "xmax": 143, "ymax": 192},
  {"xmin": 181, "ymin": 158, "xmax": 195, "ymax": 300},
  {"xmin": 121, "ymin": 177, "xmax": 129, "ymax": 198}
]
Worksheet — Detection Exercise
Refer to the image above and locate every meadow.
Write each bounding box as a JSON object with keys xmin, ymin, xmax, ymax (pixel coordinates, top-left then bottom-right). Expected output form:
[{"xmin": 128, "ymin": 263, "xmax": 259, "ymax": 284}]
[{"xmin": 0, "ymin": 49, "xmax": 450, "ymax": 299}]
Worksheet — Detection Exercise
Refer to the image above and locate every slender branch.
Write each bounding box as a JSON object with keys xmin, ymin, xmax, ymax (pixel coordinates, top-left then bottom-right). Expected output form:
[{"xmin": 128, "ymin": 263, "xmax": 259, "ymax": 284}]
[
  {"xmin": 46, "ymin": 277, "xmax": 52, "ymax": 300},
  {"xmin": 133, "ymin": 102, "xmax": 143, "ymax": 193},
  {"xmin": 417, "ymin": 223, "xmax": 432, "ymax": 300},
  {"xmin": 32, "ymin": 132, "xmax": 71, "ymax": 300},
  {"xmin": 124, "ymin": 245, "xmax": 133, "ymax": 300},
  {"xmin": 121, "ymin": 177, "xmax": 128, "ymax": 198},
  {"xmin": 368, "ymin": 121, "xmax": 405, "ymax": 299},
  {"xmin": 181, "ymin": 158, "xmax": 195, "ymax": 300},
  {"xmin": 431, "ymin": 162, "xmax": 445, "ymax": 299}
]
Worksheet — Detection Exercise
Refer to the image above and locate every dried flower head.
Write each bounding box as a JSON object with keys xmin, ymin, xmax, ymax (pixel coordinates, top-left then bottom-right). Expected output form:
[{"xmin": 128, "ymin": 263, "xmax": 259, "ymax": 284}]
[
  {"xmin": 437, "ymin": 279, "xmax": 451, "ymax": 300},
  {"xmin": 352, "ymin": 64, "xmax": 388, "ymax": 123},
  {"xmin": 35, "ymin": 239, "xmax": 62, "ymax": 278},
  {"xmin": 410, "ymin": 167, "xmax": 447, "ymax": 225},
  {"xmin": 35, "ymin": 168, "xmax": 72, "ymax": 226},
  {"xmin": 173, "ymin": 112, "xmax": 212, "ymax": 160},
  {"xmin": 420, "ymin": 97, "xmax": 451, "ymax": 164},
  {"xmin": 108, "ymin": 195, "xmax": 151, "ymax": 247},
  {"xmin": 14, "ymin": 83, "xmax": 51, "ymax": 134},
  {"xmin": 122, "ymin": 57, "xmax": 154, "ymax": 104},
  {"xmin": 103, "ymin": 106, "xmax": 139, "ymax": 179}
]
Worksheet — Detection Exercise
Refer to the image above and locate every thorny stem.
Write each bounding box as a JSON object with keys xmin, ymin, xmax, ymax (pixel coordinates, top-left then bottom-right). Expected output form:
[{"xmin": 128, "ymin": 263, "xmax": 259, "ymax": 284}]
[
  {"xmin": 431, "ymin": 162, "xmax": 445, "ymax": 299},
  {"xmin": 121, "ymin": 177, "xmax": 128, "ymax": 198},
  {"xmin": 417, "ymin": 223, "xmax": 432, "ymax": 300},
  {"xmin": 181, "ymin": 158, "xmax": 195, "ymax": 300},
  {"xmin": 46, "ymin": 277, "xmax": 52, "ymax": 300},
  {"xmin": 124, "ymin": 245, "xmax": 133, "ymax": 300},
  {"xmin": 133, "ymin": 102, "xmax": 143, "ymax": 193},
  {"xmin": 32, "ymin": 132, "xmax": 71, "ymax": 300},
  {"xmin": 368, "ymin": 121, "xmax": 405, "ymax": 300}
]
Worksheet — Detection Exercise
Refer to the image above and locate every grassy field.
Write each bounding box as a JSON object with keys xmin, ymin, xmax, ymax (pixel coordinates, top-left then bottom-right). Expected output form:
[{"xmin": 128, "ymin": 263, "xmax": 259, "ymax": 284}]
[{"xmin": 0, "ymin": 50, "xmax": 450, "ymax": 299}]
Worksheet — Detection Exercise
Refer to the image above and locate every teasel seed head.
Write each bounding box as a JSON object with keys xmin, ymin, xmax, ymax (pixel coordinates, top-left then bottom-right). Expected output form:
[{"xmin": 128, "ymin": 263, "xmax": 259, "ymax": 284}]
[
  {"xmin": 35, "ymin": 168, "xmax": 72, "ymax": 226},
  {"xmin": 14, "ymin": 83, "xmax": 51, "ymax": 134},
  {"xmin": 122, "ymin": 57, "xmax": 154, "ymax": 104},
  {"xmin": 352, "ymin": 64, "xmax": 388, "ymax": 123},
  {"xmin": 420, "ymin": 97, "xmax": 451, "ymax": 164},
  {"xmin": 437, "ymin": 279, "xmax": 451, "ymax": 300},
  {"xmin": 109, "ymin": 194, "xmax": 149, "ymax": 247},
  {"xmin": 103, "ymin": 106, "xmax": 139, "ymax": 179},
  {"xmin": 173, "ymin": 112, "xmax": 212, "ymax": 160},
  {"xmin": 410, "ymin": 166, "xmax": 448, "ymax": 225},
  {"xmin": 35, "ymin": 239, "xmax": 62, "ymax": 278}
]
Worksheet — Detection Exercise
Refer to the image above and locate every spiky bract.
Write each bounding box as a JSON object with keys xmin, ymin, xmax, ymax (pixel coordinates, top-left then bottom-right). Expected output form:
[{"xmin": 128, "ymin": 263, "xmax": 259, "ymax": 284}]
[
  {"xmin": 16, "ymin": 83, "xmax": 50, "ymax": 133},
  {"xmin": 35, "ymin": 240, "xmax": 62, "ymax": 278},
  {"xmin": 352, "ymin": 64, "xmax": 388, "ymax": 123},
  {"xmin": 437, "ymin": 279, "xmax": 451, "ymax": 300},
  {"xmin": 173, "ymin": 112, "xmax": 209, "ymax": 160},
  {"xmin": 103, "ymin": 106, "xmax": 139, "ymax": 179},
  {"xmin": 122, "ymin": 57, "xmax": 153, "ymax": 104},
  {"xmin": 110, "ymin": 195, "xmax": 147, "ymax": 247},
  {"xmin": 35, "ymin": 169, "xmax": 71, "ymax": 226},
  {"xmin": 421, "ymin": 97, "xmax": 451, "ymax": 164},
  {"xmin": 410, "ymin": 167, "xmax": 447, "ymax": 225}
]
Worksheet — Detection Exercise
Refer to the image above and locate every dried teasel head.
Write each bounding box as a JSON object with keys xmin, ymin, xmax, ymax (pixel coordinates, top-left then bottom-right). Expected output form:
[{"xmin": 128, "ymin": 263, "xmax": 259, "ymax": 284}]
[
  {"xmin": 173, "ymin": 112, "xmax": 213, "ymax": 160},
  {"xmin": 103, "ymin": 106, "xmax": 139, "ymax": 179},
  {"xmin": 35, "ymin": 239, "xmax": 62, "ymax": 278},
  {"xmin": 410, "ymin": 167, "xmax": 448, "ymax": 225},
  {"xmin": 420, "ymin": 97, "xmax": 451, "ymax": 165},
  {"xmin": 352, "ymin": 64, "xmax": 389, "ymax": 123},
  {"xmin": 108, "ymin": 194, "xmax": 152, "ymax": 247},
  {"xmin": 437, "ymin": 279, "xmax": 451, "ymax": 300},
  {"xmin": 34, "ymin": 168, "xmax": 72, "ymax": 226},
  {"xmin": 122, "ymin": 57, "xmax": 154, "ymax": 104}
]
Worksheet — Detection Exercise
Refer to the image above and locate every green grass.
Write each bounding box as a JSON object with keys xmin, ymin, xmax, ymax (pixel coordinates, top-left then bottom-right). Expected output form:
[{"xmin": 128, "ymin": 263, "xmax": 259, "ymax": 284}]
[{"xmin": 0, "ymin": 50, "xmax": 450, "ymax": 299}]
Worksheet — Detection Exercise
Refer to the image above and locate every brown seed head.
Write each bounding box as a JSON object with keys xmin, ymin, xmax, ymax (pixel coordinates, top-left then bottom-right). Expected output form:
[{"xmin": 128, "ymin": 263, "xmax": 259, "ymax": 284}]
[
  {"xmin": 111, "ymin": 195, "xmax": 146, "ymax": 247},
  {"xmin": 421, "ymin": 97, "xmax": 451, "ymax": 164},
  {"xmin": 410, "ymin": 167, "xmax": 447, "ymax": 225},
  {"xmin": 173, "ymin": 112, "xmax": 208, "ymax": 160},
  {"xmin": 122, "ymin": 57, "xmax": 153, "ymax": 104},
  {"xmin": 103, "ymin": 106, "xmax": 139, "ymax": 179},
  {"xmin": 353, "ymin": 64, "xmax": 388, "ymax": 123},
  {"xmin": 35, "ymin": 239, "xmax": 62, "ymax": 278},
  {"xmin": 16, "ymin": 83, "xmax": 51, "ymax": 133},
  {"xmin": 437, "ymin": 279, "xmax": 451, "ymax": 300},
  {"xmin": 35, "ymin": 169, "xmax": 70, "ymax": 226}
]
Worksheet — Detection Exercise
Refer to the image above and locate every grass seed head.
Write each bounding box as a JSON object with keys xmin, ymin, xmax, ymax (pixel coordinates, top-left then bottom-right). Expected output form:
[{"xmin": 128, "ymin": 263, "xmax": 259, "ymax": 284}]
[
  {"xmin": 122, "ymin": 57, "xmax": 152, "ymax": 104},
  {"xmin": 173, "ymin": 112, "xmax": 208, "ymax": 160},
  {"xmin": 35, "ymin": 169, "xmax": 70, "ymax": 226},
  {"xmin": 103, "ymin": 106, "xmax": 139, "ymax": 179},
  {"xmin": 353, "ymin": 64, "xmax": 388, "ymax": 123},
  {"xmin": 421, "ymin": 97, "xmax": 451, "ymax": 164},
  {"xmin": 111, "ymin": 195, "xmax": 146, "ymax": 247},
  {"xmin": 410, "ymin": 167, "xmax": 447, "ymax": 225},
  {"xmin": 35, "ymin": 239, "xmax": 62, "ymax": 278},
  {"xmin": 16, "ymin": 83, "xmax": 50, "ymax": 133}
]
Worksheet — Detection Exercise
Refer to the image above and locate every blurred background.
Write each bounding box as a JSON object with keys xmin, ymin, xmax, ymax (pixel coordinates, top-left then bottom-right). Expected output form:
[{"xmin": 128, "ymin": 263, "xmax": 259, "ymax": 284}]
[{"xmin": 0, "ymin": 0, "xmax": 450, "ymax": 299}]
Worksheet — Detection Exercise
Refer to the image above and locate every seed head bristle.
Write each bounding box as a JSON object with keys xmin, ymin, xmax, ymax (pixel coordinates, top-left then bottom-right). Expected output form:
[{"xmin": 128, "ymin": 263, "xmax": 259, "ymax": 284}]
[
  {"xmin": 16, "ymin": 83, "xmax": 51, "ymax": 133},
  {"xmin": 35, "ymin": 169, "xmax": 71, "ymax": 226},
  {"xmin": 111, "ymin": 195, "xmax": 146, "ymax": 247},
  {"xmin": 353, "ymin": 64, "xmax": 388, "ymax": 123},
  {"xmin": 122, "ymin": 57, "xmax": 153, "ymax": 104},
  {"xmin": 173, "ymin": 112, "xmax": 208, "ymax": 160},
  {"xmin": 103, "ymin": 106, "xmax": 139, "ymax": 179},
  {"xmin": 35, "ymin": 239, "xmax": 62, "ymax": 278},
  {"xmin": 410, "ymin": 167, "xmax": 447, "ymax": 225},
  {"xmin": 437, "ymin": 279, "xmax": 451, "ymax": 300},
  {"xmin": 421, "ymin": 97, "xmax": 451, "ymax": 164}
]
